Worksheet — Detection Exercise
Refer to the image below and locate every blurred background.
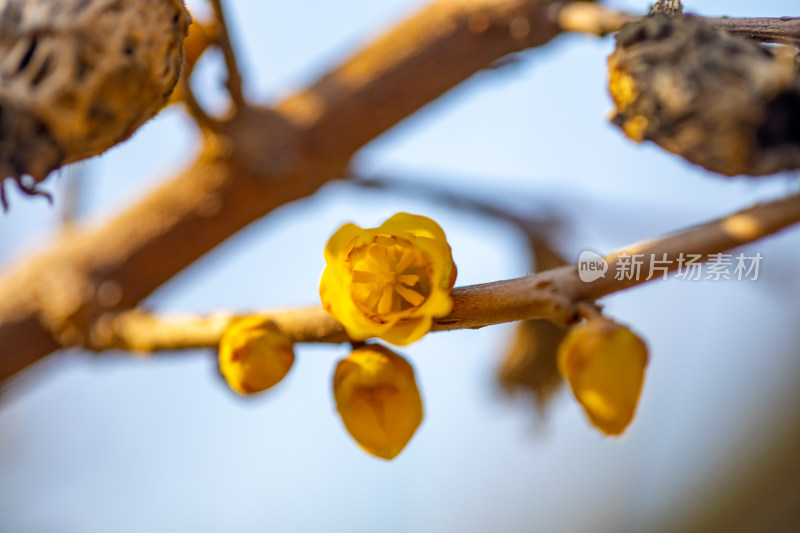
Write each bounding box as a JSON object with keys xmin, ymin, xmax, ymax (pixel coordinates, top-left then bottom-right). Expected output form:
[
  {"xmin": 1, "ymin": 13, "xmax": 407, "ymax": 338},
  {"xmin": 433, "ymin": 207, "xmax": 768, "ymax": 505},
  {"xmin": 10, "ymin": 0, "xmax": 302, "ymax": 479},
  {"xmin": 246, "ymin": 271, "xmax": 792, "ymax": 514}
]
[{"xmin": 1, "ymin": 1, "xmax": 799, "ymax": 532}]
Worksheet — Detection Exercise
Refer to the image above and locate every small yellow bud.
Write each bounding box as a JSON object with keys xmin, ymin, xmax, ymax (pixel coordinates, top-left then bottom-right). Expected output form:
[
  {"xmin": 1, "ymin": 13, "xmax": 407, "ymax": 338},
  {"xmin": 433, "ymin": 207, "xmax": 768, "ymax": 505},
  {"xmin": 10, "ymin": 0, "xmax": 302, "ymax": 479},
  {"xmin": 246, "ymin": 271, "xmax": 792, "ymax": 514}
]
[
  {"xmin": 333, "ymin": 345, "xmax": 424, "ymax": 460},
  {"xmin": 219, "ymin": 317, "xmax": 295, "ymax": 395},
  {"xmin": 558, "ymin": 318, "xmax": 648, "ymax": 436}
]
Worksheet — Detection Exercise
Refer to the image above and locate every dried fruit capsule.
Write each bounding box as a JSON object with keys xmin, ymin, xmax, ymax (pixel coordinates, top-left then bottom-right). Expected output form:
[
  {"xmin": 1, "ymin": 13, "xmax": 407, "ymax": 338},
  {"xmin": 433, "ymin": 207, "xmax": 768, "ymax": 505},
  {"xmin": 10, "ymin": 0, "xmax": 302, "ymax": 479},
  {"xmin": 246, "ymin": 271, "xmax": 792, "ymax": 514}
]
[
  {"xmin": 0, "ymin": 0, "xmax": 191, "ymax": 204},
  {"xmin": 609, "ymin": 10, "xmax": 800, "ymax": 176}
]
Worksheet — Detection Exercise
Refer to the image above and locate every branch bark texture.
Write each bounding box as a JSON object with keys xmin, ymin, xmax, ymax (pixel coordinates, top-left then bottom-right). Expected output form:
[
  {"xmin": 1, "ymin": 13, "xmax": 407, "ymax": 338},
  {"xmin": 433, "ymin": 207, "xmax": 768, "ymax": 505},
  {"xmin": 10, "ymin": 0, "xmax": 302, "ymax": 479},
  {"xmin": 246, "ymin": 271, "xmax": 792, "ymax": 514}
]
[
  {"xmin": 0, "ymin": 0, "xmax": 569, "ymax": 382},
  {"xmin": 91, "ymin": 191, "xmax": 800, "ymax": 353},
  {"xmin": 1, "ymin": 0, "xmax": 799, "ymax": 382}
]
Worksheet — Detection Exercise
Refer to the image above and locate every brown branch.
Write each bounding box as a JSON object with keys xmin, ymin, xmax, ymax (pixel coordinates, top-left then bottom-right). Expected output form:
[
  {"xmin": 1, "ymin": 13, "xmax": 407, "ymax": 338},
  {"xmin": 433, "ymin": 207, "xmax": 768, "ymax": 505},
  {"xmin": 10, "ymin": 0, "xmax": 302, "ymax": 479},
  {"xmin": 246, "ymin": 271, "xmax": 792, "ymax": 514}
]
[
  {"xmin": 554, "ymin": 2, "xmax": 637, "ymax": 36},
  {"xmin": 556, "ymin": 3, "xmax": 800, "ymax": 46},
  {"xmin": 209, "ymin": 0, "xmax": 245, "ymax": 106},
  {"xmin": 178, "ymin": 70, "xmax": 219, "ymax": 131},
  {"xmin": 707, "ymin": 16, "xmax": 800, "ymax": 47},
  {"xmin": 0, "ymin": 0, "xmax": 570, "ymax": 383},
  {"xmin": 2, "ymin": 0, "xmax": 798, "ymax": 383},
  {"xmin": 88, "ymin": 191, "xmax": 800, "ymax": 352},
  {"xmin": 169, "ymin": 15, "xmax": 219, "ymax": 128},
  {"xmin": 90, "ymin": 308, "xmax": 346, "ymax": 352}
]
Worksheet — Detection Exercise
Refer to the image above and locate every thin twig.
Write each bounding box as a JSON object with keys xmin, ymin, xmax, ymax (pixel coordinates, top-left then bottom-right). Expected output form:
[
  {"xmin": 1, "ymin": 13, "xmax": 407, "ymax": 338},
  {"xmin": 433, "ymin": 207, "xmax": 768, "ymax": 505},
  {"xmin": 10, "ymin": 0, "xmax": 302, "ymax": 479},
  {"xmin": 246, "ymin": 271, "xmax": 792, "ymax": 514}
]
[
  {"xmin": 175, "ymin": 17, "xmax": 223, "ymax": 131},
  {"xmin": 88, "ymin": 191, "xmax": 800, "ymax": 352},
  {"xmin": 707, "ymin": 16, "xmax": 800, "ymax": 47},
  {"xmin": 209, "ymin": 0, "xmax": 245, "ymax": 106},
  {"xmin": 556, "ymin": 2, "xmax": 800, "ymax": 46},
  {"xmin": 179, "ymin": 70, "xmax": 220, "ymax": 132},
  {"xmin": 350, "ymin": 175, "xmax": 552, "ymax": 236}
]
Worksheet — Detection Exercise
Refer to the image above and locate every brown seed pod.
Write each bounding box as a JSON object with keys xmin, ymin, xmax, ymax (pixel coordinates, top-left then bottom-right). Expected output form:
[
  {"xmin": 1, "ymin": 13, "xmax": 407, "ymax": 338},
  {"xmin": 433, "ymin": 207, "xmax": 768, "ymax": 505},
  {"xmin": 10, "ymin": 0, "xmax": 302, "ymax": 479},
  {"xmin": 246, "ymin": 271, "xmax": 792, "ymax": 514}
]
[
  {"xmin": 608, "ymin": 11, "xmax": 800, "ymax": 177},
  {"xmin": 498, "ymin": 238, "xmax": 567, "ymax": 421},
  {"xmin": 498, "ymin": 319, "xmax": 565, "ymax": 417},
  {"xmin": 0, "ymin": 0, "xmax": 191, "ymax": 207}
]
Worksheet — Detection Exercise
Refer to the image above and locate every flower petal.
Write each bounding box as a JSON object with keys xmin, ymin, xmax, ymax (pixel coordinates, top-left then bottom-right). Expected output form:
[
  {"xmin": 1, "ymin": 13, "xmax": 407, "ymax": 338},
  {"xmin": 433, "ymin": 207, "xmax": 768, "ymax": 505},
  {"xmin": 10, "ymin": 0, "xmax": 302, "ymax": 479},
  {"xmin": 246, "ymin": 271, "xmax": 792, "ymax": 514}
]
[
  {"xmin": 379, "ymin": 316, "xmax": 434, "ymax": 346},
  {"xmin": 324, "ymin": 223, "xmax": 362, "ymax": 264},
  {"xmin": 319, "ymin": 213, "xmax": 457, "ymax": 346},
  {"xmin": 379, "ymin": 213, "xmax": 448, "ymax": 243}
]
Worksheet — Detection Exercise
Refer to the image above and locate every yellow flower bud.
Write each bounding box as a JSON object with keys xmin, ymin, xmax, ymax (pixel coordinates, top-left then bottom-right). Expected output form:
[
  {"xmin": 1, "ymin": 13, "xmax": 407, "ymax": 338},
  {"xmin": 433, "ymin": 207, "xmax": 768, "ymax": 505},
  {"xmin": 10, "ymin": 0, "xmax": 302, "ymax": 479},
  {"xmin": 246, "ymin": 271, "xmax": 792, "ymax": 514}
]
[
  {"xmin": 557, "ymin": 318, "xmax": 648, "ymax": 436},
  {"xmin": 219, "ymin": 317, "xmax": 295, "ymax": 395},
  {"xmin": 320, "ymin": 213, "xmax": 457, "ymax": 346},
  {"xmin": 333, "ymin": 345, "xmax": 424, "ymax": 460}
]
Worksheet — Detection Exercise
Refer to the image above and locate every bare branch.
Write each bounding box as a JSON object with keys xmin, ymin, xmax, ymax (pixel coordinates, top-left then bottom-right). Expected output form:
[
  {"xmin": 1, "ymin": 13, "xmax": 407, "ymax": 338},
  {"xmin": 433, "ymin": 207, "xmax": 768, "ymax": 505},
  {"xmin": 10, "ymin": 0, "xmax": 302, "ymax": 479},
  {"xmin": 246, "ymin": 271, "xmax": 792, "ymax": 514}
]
[
  {"xmin": 209, "ymin": 0, "xmax": 245, "ymax": 106},
  {"xmin": 554, "ymin": 2, "xmax": 637, "ymax": 36},
  {"xmin": 2, "ymin": 0, "xmax": 799, "ymax": 382},
  {"xmin": 178, "ymin": 71, "xmax": 220, "ymax": 132},
  {"xmin": 171, "ymin": 17, "xmax": 223, "ymax": 131},
  {"xmin": 88, "ymin": 191, "xmax": 800, "ymax": 352},
  {"xmin": 89, "ymin": 308, "xmax": 346, "ymax": 352},
  {"xmin": 557, "ymin": 2, "xmax": 800, "ymax": 46},
  {"xmin": 707, "ymin": 16, "xmax": 800, "ymax": 47},
  {"xmin": 0, "ymin": 0, "xmax": 569, "ymax": 383},
  {"xmin": 350, "ymin": 175, "xmax": 554, "ymax": 237}
]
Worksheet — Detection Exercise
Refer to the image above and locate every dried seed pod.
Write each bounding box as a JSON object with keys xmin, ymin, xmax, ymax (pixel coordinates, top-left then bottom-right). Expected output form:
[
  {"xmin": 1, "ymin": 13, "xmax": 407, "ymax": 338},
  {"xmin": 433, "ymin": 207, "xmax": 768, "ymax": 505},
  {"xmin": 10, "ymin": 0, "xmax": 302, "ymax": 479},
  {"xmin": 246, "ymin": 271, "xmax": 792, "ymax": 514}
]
[
  {"xmin": 0, "ymin": 0, "xmax": 191, "ymax": 204},
  {"xmin": 609, "ymin": 12, "xmax": 800, "ymax": 177},
  {"xmin": 498, "ymin": 238, "xmax": 568, "ymax": 420},
  {"xmin": 498, "ymin": 319, "xmax": 565, "ymax": 415}
]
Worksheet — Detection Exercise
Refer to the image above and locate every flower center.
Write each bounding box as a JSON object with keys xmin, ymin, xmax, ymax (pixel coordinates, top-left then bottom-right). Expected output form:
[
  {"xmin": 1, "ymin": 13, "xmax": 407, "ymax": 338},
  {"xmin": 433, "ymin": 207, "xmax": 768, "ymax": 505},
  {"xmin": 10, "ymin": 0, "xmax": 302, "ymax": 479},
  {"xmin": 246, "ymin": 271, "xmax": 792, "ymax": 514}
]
[{"xmin": 348, "ymin": 235, "xmax": 433, "ymax": 318}]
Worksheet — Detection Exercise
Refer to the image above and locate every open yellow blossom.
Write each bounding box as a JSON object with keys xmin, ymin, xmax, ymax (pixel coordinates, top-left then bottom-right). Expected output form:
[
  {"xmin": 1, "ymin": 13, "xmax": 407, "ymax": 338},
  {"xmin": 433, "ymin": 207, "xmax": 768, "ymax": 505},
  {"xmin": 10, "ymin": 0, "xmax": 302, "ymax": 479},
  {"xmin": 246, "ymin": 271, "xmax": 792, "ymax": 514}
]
[
  {"xmin": 320, "ymin": 213, "xmax": 457, "ymax": 346},
  {"xmin": 219, "ymin": 316, "xmax": 295, "ymax": 395},
  {"xmin": 333, "ymin": 344, "xmax": 424, "ymax": 460},
  {"xmin": 557, "ymin": 318, "xmax": 648, "ymax": 436}
]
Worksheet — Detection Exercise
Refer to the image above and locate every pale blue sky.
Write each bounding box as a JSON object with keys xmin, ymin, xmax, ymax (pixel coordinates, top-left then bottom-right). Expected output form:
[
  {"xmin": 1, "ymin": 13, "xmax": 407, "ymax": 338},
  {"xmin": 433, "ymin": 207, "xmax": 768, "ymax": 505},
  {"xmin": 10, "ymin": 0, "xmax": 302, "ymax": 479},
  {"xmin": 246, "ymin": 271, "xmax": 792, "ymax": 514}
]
[{"xmin": 1, "ymin": 1, "xmax": 799, "ymax": 532}]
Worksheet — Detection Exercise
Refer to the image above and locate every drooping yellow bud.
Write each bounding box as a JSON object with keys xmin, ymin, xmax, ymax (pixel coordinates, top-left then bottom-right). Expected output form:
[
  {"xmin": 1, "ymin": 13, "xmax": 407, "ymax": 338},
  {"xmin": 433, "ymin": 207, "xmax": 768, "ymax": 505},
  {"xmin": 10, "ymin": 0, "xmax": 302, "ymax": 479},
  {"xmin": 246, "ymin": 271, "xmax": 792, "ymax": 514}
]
[
  {"xmin": 333, "ymin": 344, "xmax": 424, "ymax": 460},
  {"xmin": 320, "ymin": 213, "xmax": 457, "ymax": 346},
  {"xmin": 219, "ymin": 316, "xmax": 295, "ymax": 395},
  {"xmin": 557, "ymin": 318, "xmax": 648, "ymax": 436}
]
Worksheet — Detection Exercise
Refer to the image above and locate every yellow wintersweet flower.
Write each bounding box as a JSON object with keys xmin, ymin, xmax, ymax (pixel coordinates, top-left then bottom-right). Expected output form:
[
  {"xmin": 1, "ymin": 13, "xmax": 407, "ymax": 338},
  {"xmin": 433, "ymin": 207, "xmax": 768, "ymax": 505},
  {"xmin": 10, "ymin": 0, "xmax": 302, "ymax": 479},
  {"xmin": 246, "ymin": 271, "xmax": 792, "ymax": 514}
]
[
  {"xmin": 557, "ymin": 318, "xmax": 648, "ymax": 436},
  {"xmin": 333, "ymin": 344, "xmax": 424, "ymax": 460},
  {"xmin": 219, "ymin": 316, "xmax": 295, "ymax": 395},
  {"xmin": 320, "ymin": 213, "xmax": 457, "ymax": 346}
]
